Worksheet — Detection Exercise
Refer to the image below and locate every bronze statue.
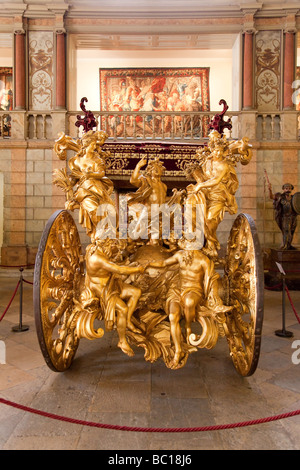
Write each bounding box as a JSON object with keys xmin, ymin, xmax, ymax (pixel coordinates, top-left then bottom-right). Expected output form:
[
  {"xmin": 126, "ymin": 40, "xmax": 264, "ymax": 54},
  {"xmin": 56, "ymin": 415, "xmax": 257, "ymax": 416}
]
[{"xmin": 267, "ymin": 180, "xmax": 298, "ymax": 250}]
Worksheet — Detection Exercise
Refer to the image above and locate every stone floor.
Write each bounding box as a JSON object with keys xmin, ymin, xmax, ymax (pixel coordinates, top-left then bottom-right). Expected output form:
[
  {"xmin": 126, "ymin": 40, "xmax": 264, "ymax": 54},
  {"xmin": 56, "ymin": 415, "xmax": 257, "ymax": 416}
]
[{"xmin": 0, "ymin": 268, "xmax": 299, "ymax": 451}]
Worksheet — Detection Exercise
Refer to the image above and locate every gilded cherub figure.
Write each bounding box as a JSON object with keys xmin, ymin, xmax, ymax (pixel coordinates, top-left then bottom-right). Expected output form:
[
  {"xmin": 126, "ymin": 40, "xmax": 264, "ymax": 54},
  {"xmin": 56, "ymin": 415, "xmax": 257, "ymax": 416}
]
[
  {"xmin": 149, "ymin": 238, "xmax": 231, "ymax": 368},
  {"xmin": 128, "ymin": 157, "xmax": 183, "ymax": 244},
  {"xmin": 128, "ymin": 157, "xmax": 167, "ymax": 207},
  {"xmin": 82, "ymin": 238, "xmax": 145, "ymax": 357}
]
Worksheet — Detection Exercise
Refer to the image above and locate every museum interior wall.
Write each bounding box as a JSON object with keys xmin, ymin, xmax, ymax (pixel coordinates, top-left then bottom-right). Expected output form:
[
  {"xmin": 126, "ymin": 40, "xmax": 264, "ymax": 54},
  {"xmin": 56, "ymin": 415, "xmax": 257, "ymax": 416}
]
[{"xmin": 0, "ymin": 1, "xmax": 300, "ymax": 265}]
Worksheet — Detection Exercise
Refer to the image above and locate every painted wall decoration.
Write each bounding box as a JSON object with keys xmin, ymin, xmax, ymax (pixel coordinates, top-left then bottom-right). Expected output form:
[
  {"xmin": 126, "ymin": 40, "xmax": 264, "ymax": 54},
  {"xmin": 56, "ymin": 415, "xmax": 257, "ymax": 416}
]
[
  {"xmin": 29, "ymin": 31, "xmax": 54, "ymax": 110},
  {"xmin": 0, "ymin": 67, "xmax": 13, "ymax": 111},
  {"xmin": 255, "ymin": 30, "xmax": 281, "ymax": 111},
  {"xmin": 99, "ymin": 67, "xmax": 210, "ymax": 138},
  {"xmin": 0, "ymin": 67, "xmax": 13, "ymax": 137},
  {"xmin": 296, "ymin": 67, "xmax": 300, "ymax": 111}
]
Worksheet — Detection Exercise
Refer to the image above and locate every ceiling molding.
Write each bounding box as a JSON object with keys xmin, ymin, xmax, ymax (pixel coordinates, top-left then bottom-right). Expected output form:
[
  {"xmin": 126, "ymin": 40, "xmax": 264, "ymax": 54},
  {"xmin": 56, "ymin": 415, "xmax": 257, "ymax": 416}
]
[
  {"xmin": 0, "ymin": 1, "xmax": 299, "ymax": 21},
  {"xmin": 74, "ymin": 32, "xmax": 239, "ymax": 51}
]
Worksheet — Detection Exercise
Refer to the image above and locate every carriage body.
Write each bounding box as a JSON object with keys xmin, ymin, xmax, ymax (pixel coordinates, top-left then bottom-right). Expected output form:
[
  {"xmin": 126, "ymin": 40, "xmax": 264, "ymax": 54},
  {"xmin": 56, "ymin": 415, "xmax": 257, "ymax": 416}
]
[{"xmin": 33, "ymin": 101, "xmax": 264, "ymax": 377}]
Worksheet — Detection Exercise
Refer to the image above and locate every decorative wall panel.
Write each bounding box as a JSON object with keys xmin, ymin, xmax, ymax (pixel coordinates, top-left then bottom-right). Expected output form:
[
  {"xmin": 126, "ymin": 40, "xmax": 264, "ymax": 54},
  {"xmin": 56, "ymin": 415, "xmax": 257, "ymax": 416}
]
[
  {"xmin": 255, "ymin": 30, "xmax": 281, "ymax": 111},
  {"xmin": 29, "ymin": 31, "xmax": 54, "ymax": 110}
]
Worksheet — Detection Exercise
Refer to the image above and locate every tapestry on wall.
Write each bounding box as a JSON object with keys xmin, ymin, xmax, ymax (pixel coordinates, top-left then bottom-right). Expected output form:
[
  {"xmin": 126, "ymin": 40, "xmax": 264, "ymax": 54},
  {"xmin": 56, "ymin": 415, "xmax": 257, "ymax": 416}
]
[{"xmin": 99, "ymin": 67, "xmax": 210, "ymax": 139}]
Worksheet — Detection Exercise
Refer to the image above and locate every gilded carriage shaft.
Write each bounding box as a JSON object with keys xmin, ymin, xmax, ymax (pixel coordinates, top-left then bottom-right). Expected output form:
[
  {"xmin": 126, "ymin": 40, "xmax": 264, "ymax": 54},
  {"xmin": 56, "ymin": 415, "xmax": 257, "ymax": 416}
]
[{"xmin": 34, "ymin": 100, "xmax": 263, "ymax": 377}]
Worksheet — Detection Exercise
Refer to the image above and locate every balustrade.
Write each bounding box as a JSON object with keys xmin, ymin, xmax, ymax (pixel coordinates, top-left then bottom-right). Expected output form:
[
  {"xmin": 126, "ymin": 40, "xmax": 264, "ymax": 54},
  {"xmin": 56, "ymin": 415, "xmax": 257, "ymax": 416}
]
[
  {"xmin": 0, "ymin": 110, "xmax": 299, "ymax": 142},
  {"xmin": 256, "ymin": 114, "xmax": 282, "ymax": 141},
  {"xmin": 27, "ymin": 113, "xmax": 52, "ymax": 140},
  {"xmin": 67, "ymin": 110, "xmax": 239, "ymax": 141}
]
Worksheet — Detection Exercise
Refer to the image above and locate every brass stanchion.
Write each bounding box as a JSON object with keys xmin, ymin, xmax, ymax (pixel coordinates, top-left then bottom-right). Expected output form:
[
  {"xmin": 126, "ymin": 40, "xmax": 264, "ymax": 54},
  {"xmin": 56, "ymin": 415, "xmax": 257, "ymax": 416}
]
[
  {"xmin": 275, "ymin": 262, "xmax": 293, "ymax": 338},
  {"xmin": 12, "ymin": 268, "xmax": 29, "ymax": 333}
]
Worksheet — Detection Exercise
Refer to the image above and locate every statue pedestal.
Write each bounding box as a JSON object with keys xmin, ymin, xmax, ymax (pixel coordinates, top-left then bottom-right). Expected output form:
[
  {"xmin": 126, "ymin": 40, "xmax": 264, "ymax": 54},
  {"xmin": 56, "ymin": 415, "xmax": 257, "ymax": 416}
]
[{"xmin": 265, "ymin": 248, "xmax": 300, "ymax": 290}]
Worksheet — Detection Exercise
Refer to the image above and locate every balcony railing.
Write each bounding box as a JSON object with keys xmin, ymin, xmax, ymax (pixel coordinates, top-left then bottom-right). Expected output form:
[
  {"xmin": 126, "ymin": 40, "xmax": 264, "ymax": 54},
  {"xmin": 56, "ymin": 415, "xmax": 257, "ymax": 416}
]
[
  {"xmin": 1, "ymin": 110, "xmax": 300, "ymax": 142},
  {"xmin": 67, "ymin": 110, "xmax": 240, "ymax": 141},
  {"xmin": 256, "ymin": 113, "xmax": 282, "ymax": 141},
  {"xmin": 27, "ymin": 113, "xmax": 53, "ymax": 140}
]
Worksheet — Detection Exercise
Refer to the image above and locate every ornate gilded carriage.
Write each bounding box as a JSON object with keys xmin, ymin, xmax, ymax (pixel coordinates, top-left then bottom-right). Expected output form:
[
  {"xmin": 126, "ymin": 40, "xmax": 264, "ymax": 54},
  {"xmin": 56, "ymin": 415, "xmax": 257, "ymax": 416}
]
[{"xmin": 33, "ymin": 99, "xmax": 264, "ymax": 377}]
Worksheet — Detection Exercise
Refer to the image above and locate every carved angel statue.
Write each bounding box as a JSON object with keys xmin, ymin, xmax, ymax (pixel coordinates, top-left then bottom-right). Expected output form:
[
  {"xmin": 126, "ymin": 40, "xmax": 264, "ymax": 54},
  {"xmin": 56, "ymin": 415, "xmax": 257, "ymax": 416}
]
[
  {"xmin": 53, "ymin": 130, "xmax": 115, "ymax": 242},
  {"xmin": 128, "ymin": 157, "xmax": 184, "ymax": 244},
  {"xmin": 128, "ymin": 157, "xmax": 167, "ymax": 207},
  {"xmin": 185, "ymin": 130, "xmax": 252, "ymax": 259}
]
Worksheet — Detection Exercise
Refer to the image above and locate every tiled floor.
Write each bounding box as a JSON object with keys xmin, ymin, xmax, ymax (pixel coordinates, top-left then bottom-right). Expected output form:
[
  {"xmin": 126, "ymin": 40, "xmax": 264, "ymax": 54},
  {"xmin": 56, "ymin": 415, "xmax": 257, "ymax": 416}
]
[{"xmin": 0, "ymin": 268, "xmax": 299, "ymax": 450}]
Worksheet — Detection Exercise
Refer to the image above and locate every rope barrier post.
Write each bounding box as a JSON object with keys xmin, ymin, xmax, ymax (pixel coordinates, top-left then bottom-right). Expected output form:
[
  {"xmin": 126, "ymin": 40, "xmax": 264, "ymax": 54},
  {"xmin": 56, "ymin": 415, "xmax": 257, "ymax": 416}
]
[
  {"xmin": 12, "ymin": 268, "xmax": 29, "ymax": 333},
  {"xmin": 275, "ymin": 262, "xmax": 293, "ymax": 338}
]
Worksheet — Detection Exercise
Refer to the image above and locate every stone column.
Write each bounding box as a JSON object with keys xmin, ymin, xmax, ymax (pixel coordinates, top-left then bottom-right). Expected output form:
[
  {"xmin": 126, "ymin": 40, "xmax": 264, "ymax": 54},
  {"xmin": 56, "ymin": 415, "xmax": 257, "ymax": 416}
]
[
  {"xmin": 56, "ymin": 32, "xmax": 66, "ymax": 109},
  {"xmin": 243, "ymin": 31, "xmax": 254, "ymax": 110},
  {"xmin": 283, "ymin": 31, "xmax": 295, "ymax": 110},
  {"xmin": 14, "ymin": 31, "xmax": 26, "ymax": 110}
]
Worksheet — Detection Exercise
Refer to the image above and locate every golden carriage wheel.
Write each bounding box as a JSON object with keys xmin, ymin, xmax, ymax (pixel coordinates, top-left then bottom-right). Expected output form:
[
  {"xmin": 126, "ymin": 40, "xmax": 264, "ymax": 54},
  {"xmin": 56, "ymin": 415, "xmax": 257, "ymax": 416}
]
[
  {"xmin": 34, "ymin": 210, "xmax": 84, "ymax": 372},
  {"xmin": 223, "ymin": 213, "xmax": 264, "ymax": 377}
]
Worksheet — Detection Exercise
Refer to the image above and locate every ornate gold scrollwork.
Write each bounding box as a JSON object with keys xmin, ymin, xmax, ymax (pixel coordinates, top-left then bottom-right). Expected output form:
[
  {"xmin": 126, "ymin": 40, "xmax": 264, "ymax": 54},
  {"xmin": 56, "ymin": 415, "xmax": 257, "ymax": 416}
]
[
  {"xmin": 75, "ymin": 309, "xmax": 104, "ymax": 341},
  {"xmin": 222, "ymin": 214, "xmax": 264, "ymax": 376},
  {"xmin": 34, "ymin": 210, "xmax": 84, "ymax": 372}
]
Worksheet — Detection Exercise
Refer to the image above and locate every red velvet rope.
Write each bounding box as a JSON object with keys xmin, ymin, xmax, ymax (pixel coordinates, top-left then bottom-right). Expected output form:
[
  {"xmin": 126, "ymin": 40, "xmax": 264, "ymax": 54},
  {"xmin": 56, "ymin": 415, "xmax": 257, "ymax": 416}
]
[
  {"xmin": 264, "ymin": 283, "xmax": 283, "ymax": 290},
  {"xmin": 0, "ymin": 264, "xmax": 34, "ymax": 268},
  {"xmin": 285, "ymin": 286, "xmax": 300, "ymax": 324},
  {"xmin": 0, "ymin": 280, "xmax": 20, "ymax": 322},
  {"xmin": 0, "ymin": 268, "xmax": 299, "ymax": 433},
  {"xmin": 0, "ymin": 398, "xmax": 299, "ymax": 433},
  {"xmin": 265, "ymin": 283, "xmax": 300, "ymax": 324}
]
